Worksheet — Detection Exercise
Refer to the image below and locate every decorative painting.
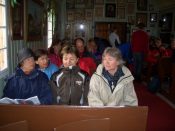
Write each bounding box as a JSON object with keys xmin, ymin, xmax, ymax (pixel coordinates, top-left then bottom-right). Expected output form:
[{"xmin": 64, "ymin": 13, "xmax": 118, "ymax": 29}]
[
  {"xmin": 67, "ymin": 10, "xmax": 75, "ymax": 22},
  {"xmin": 25, "ymin": 0, "xmax": 44, "ymax": 41},
  {"xmin": 95, "ymin": 0, "xmax": 104, "ymax": 4},
  {"xmin": 150, "ymin": 13, "xmax": 157, "ymax": 22},
  {"xmin": 117, "ymin": 7, "xmax": 125, "ymax": 19},
  {"xmin": 137, "ymin": 0, "xmax": 147, "ymax": 11},
  {"xmin": 94, "ymin": 5, "xmax": 104, "ymax": 18},
  {"xmin": 136, "ymin": 13, "xmax": 147, "ymax": 26},
  {"xmin": 66, "ymin": 0, "xmax": 75, "ymax": 9},
  {"xmin": 11, "ymin": 0, "xmax": 24, "ymax": 40},
  {"xmin": 85, "ymin": 9, "xmax": 93, "ymax": 21},
  {"xmin": 117, "ymin": 0, "xmax": 126, "ymax": 7},
  {"xmin": 127, "ymin": 3, "xmax": 135, "ymax": 15},
  {"xmin": 105, "ymin": 3, "xmax": 116, "ymax": 17}
]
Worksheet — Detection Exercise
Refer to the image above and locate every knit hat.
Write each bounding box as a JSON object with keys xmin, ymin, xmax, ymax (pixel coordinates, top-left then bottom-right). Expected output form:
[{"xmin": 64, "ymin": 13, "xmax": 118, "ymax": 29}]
[{"xmin": 17, "ymin": 48, "xmax": 34, "ymax": 63}]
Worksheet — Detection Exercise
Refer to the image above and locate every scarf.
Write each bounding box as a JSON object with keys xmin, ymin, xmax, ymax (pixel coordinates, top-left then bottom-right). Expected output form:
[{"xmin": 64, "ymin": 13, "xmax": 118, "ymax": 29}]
[{"xmin": 102, "ymin": 67, "xmax": 124, "ymax": 92}]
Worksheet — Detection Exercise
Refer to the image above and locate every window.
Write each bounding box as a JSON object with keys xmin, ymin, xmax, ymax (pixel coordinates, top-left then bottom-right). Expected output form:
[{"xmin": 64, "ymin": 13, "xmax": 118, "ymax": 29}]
[
  {"xmin": 0, "ymin": 0, "xmax": 7, "ymax": 72},
  {"xmin": 47, "ymin": 10, "xmax": 55, "ymax": 48}
]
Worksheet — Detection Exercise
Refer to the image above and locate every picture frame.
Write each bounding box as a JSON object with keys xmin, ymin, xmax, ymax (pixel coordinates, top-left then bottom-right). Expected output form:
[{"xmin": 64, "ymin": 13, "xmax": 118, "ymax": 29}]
[
  {"xmin": 127, "ymin": 3, "xmax": 135, "ymax": 15},
  {"xmin": 25, "ymin": 0, "xmax": 44, "ymax": 41},
  {"xmin": 136, "ymin": 13, "xmax": 147, "ymax": 26},
  {"xmin": 76, "ymin": 0, "xmax": 85, "ymax": 4},
  {"xmin": 117, "ymin": 7, "xmax": 125, "ymax": 19},
  {"xmin": 105, "ymin": 3, "xmax": 116, "ymax": 17},
  {"xmin": 137, "ymin": 0, "xmax": 147, "ymax": 11},
  {"xmin": 161, "ymin": 13, "xmax": 173, "ymax": 32},
  {"xmin": 95, "ymin": 0, "xmax": 104, "ymax": 4},
  {"xmin": 66, "ymin": 0, "xmax": 75, "ymax": 9},
  {"xmin": 75, "ymin": 9, "xmax": 85, "ymax": 21},
  {"xmin": 86, "ymin": 0, "xmax": 94, "ymax": 8},
  {"xmin": 94, "ymin": 5, "xmax": 104, "ymax": 18},
  {"xmin": 117, "ymin": 0, "xmax": 126, "ymax": 7},
  {"xmin": 74, "ymin": 23, "xmax": 86, "ymax": 39},
  {"xmin": 149, "ymin": 4, "xmax": 154, "ymax": 11},
  {"xmin": 150, "ymin": 13, "xmax": 157, "ymax": 22},
  {"xmin": 75, "ymin": 0, "xmax": 85, "ymax": 8},
  {"xmin": 11, "ymin": 0, "xmax": 24, "ymax": 40},
  {"xmin": 67, "ymin": 10, "xmax": 75, "ymax": 21},
  {"xmin": 128, "ymin": 15, "xmax": 135, "ymax": 25},
  {"xmin": 85, "ymin": 9, "xmax": 93, "ymax": 21}
]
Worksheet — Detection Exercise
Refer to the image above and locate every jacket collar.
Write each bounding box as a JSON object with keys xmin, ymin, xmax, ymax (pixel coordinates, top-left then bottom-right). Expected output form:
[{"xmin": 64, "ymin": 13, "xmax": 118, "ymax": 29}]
[
  {"xmin": 95, "ymin": 64, "xmax": 134, "ymax": 84},
  {"xmin": 15, "ymin": 67, "xmax": 39, "ymax": 79}
]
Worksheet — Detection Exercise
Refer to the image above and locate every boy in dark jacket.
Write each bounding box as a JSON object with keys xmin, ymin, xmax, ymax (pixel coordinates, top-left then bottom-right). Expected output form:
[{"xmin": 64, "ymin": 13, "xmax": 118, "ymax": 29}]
[
  {"xmin": 3, "ymin": 48, "xmax": 53, "ymax": 105},
  {"xmin": 50, "ymin": 45, "xmax": 90, "ymax": 105}
]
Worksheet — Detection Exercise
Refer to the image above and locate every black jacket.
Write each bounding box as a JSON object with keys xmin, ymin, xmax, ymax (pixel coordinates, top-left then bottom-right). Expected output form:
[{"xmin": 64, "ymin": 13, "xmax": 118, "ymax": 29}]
[{"xmin": 49, "ymin": 66, "xmax": 90, "ymax": 105}]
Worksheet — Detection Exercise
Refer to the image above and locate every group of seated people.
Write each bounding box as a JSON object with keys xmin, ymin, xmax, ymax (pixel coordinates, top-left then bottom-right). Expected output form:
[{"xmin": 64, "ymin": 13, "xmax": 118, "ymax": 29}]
[
  {"xmin": 2, "ymin": 34, "xmax": 175, "ymax": 105},
  {"xmin": 2, "ymin": 37, "xmax": 138, "ymax": 106},
  {"xmin": 144, "ymin": 37, "xmax": 175, "ymax": 81}
]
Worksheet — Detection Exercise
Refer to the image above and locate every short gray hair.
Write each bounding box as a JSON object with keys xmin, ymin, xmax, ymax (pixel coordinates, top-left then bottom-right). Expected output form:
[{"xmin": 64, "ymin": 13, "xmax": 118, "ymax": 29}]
[{"xmin": 102, "ymin": 47, "xmax": 124, "ymax": 66}]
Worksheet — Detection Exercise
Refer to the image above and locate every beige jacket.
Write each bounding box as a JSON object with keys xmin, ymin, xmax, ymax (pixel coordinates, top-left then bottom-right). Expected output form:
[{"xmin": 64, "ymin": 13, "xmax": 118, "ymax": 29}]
[{"xmin": 88, "ymin": 64, "xmax": 138, "ymax": 106}]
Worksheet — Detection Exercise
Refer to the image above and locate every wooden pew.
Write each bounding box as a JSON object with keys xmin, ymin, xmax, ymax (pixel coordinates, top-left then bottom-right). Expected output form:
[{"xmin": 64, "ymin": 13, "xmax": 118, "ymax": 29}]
[
  {"xmin": 0, "ymin": 105, "xmax": 148, "ymax": 131},
  {"xmin": 0, "ymin": 120, "xmax": 28, "ymax": 131}
]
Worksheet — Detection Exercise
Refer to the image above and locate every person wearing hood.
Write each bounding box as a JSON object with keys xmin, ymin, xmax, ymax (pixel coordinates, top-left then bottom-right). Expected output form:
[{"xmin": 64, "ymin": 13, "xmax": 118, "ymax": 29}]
[
  {"xmin": 88, "ymin": 47, "xmax": 138, "ymax": 106},
  {"xmin": 3, "ymin": 48, "xmax": 53, "ymax": 105}
]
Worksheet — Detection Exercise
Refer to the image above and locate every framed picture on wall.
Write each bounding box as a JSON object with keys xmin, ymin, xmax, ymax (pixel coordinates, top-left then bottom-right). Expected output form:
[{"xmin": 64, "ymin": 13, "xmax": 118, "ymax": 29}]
[
  {"xmin": 86, "ymin": 0, "xmax": 94, "ymax": 8},
  {"xmin": 95, "ymin": 0, "xmax": 104, "ymax": 4},
  {"xmin": 150, "ymin": 13, "xmax": 157, "ymax": 22},
  {"xmin": 105, "ymin": 3, "xmax": 116, "ymax": 17},
  {"xmin": 117, "ymin": 0, "xmax": 126, "ymax": 7},
  {"xmin": 128, "ymin": 15, "xmax": 135, "ymax": 25},
  {"xmin": 85, "ymin": 9, "xmax": 93, "ymax": 21},
  {"xmin": 127, "ymin": 3, "xmax": 135, "ymax": 15},
  {"xmin": 67, "ymin": 10, "xmax": 75, "ymax": 21},
  {"xmin": 117, "ymin": 7, "xmax": 125, "ymax": 19},
  {"xmin": 25, "ymin": 0, "xmax": 44, "ymax": 41},
  {"xmin": 137, "ymin": 0, "xmax": 147, "ymax": 11},
  {"xmin": 161, "ymin": 13, "xmax": 173, "ymax": 32},
  {"xmin": 75, "ymin": 9, "xmax": 85, "ymax": 21},
  {"xmin": 66, "ymin": 0, "xmax": 75, "ymax": 9},
  {"xmin": 94, "ymin": 5, "xmax": 104, "ymax": 18},
  {"xmin": 11, "ymin": 0, "xmax": 24, "ymax": 40},
  {"xmin": 75, "ymin": 0, "xmax": 85, "ymax": 8},
  {"xmin": 136, "ymin": 13, "xmax": 147, "ymax": 26}
]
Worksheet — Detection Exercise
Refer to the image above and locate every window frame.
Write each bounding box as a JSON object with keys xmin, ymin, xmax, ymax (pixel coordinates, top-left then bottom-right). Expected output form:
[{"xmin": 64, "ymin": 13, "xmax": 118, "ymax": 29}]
[
  {"xmin": 47, "ymin": 11, "xmax": 55, "ymax": 48},
  {"xmin": 0, "ymin": 1, "xmax": 8, "ymax": 78}
]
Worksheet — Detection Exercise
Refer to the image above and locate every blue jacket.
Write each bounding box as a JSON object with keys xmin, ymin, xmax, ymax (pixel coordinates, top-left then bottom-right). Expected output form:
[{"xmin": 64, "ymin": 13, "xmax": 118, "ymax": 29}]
[
  {"xmin": 39, "ymin": 63, "xmax": 59, "ymax": 79},
  {"xmin": 118, "ymin": 42, "xmax": 133, "ymax": 64},
  {"xmin": 3, "ymin": 68, "xmax": 53, "ymax": 104}
]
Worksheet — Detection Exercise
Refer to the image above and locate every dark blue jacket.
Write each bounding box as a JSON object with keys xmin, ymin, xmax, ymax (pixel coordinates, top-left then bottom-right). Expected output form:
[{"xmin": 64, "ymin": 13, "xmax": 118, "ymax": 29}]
[{"xmin": 3, "ymin": 68, "xmax": 53, "ymax": 104}]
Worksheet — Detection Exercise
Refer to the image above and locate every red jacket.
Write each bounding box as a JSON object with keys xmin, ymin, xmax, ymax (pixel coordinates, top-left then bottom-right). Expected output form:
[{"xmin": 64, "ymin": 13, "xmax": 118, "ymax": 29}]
[
  {"xmin": 78, "ymin": 57, "xmax": 97, "ymax": 76},
  {"xmin": 48, "ymin": 54, "xmax": 62, "ymax": 67},
  {"xmin": 146, "ymin": 49, "xmax": 160, "ymax": 64},
  {"xmin": 131, "ymin": 30, "xmax": 149, "ymax": 54}
]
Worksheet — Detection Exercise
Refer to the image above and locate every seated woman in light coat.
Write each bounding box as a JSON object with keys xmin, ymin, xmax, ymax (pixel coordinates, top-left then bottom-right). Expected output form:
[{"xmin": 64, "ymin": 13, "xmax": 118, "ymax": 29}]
[{"xmin": 88, "ymin": 47, "xmax": 138, "ymax": 106}]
